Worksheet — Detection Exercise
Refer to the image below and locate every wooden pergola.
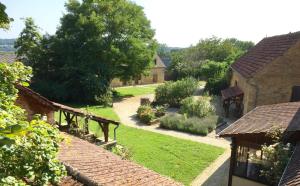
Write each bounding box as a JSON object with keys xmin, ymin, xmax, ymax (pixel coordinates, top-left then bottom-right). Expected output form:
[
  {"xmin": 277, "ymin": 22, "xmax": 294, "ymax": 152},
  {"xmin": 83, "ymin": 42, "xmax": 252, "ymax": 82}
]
[
  {"xmin": 52, "ymin": 102, "xmax": 120, "ymax": 143},
  {"xmin": 221, "ymin": 86, "xmax": 244, "ymax": 118}
]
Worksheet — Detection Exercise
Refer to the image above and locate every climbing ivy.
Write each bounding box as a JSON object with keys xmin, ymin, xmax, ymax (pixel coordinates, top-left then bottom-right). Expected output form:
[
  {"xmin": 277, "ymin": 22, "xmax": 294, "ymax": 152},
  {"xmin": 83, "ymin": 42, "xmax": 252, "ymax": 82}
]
[{"xmin": 0, "ymin": 62, "xmax": 66, "ymax": 185}]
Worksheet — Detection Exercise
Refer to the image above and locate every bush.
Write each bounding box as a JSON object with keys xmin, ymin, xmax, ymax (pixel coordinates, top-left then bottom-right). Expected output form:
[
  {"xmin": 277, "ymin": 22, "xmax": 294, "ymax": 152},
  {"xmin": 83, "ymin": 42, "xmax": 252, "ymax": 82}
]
[
  {"xmin": 109, "ymin": 145, "xmax": 132, "ymax": 160},
  {"xmin": 137, "ymin": 105, "xmax": 155, "ymax": 124},
  {"xmin": 155, "ymin": 77, "xmax": 198, "ymax": 107},
  {"xmin": 180, "ymin": 96, "xmax": 214, "ymax": 118},
  {"xmin": 154, "ymin": 105, "xmax": 168, "ymax": 117},
  {"xmin": 200, "ymin": 61, "xmax": 231, "ymax": 95},
  {"xmin": 160, "ymin": 114, "xmax": 221, "ymax": 135}
]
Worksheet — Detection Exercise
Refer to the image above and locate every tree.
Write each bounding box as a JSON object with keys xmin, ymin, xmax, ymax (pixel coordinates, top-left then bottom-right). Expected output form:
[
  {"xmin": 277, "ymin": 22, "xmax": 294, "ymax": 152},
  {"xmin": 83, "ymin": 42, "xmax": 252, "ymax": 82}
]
[
  {"xmin": 27, "ymin": 0, "xmax": 157, "ymax": 104},
  {"xmin": 14, "ymin": 17, "xmax": 42, "ymax": 66},
  {"xmin": 0, "ymin": 2, "xmax": 12, "ymax": 29}
]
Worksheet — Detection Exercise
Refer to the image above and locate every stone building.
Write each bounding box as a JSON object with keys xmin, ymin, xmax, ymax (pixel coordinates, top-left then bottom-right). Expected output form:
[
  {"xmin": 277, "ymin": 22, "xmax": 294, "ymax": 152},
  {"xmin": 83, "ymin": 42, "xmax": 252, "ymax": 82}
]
[
  {"xmin": 111, "ymin": 55, "xmax": 166, "ymax": 87},
  {"xmin": 223, "ymin": 32, "xmax": 300, "ymax": 115}
]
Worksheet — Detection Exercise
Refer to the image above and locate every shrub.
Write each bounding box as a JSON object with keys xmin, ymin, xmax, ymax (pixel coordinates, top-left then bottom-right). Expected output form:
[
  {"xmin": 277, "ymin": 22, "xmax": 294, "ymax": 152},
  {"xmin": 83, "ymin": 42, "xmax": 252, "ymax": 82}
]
[
  {"xmin": 180, "ymin": 96, "xmax": 214, "ymax": 118},
  {"xmin": 205, "ymin": 74, "xmax": 229, "ymax": 95},
  {"xmin": 154, "ymin": 105, "xmax": 168, "ymax": 117},
  {"xmin": 137, "ymin": 105, "xmax": 155, "ymax": 124},
  {"xmin": 155, "ymin": 77, "xmax": 198, "ymax": 107},
  {"xmin": 160, "ymin": 114, "xmax": 221, "ymax": 135},
  {"xmin": 110, "ymin": 145, "xmax": 132, "ymax": 160}
]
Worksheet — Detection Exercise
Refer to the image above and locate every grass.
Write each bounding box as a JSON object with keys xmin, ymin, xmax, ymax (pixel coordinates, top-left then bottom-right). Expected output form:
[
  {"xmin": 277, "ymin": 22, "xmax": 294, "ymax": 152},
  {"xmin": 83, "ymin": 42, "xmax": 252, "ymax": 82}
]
[
  {"xmin": 114, "ymin": 84, "xmax": 160, "ymax": 97},
  {"xmin": 56, "ymin": 102, "xmax": 224, "ymax": 185}
]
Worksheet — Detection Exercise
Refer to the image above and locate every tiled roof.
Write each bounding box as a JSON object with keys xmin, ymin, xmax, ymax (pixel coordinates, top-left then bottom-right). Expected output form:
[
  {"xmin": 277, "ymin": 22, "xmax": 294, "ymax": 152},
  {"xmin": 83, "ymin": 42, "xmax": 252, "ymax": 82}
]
[
  {"xmin": 279, "ymin": 143, "xmax": 300, "ymax": 186},
  {"xmin": 221, "ymin": 86, "xmax": 244, "ymax": 100},
  {"xmin": 59, "ymin": 134, "xmax": 183, "ymax": 186},
  {"xmin": 219, "ymin": 102, "xmax": 300, "ymax": 137},
  {"xmin": 59, "ymin": 177, "xmax": 83, "ymax": 186},
  {"xmin": 232, "ymin": 32, "xmax": 300, "ymax": 78},
  {"xmin": 155, "ymin": 55, "xmax": 166, "ymax": 68},
  {"xmin": 0, "ymin": 52, "xmax": 17, "ymax": 63}
]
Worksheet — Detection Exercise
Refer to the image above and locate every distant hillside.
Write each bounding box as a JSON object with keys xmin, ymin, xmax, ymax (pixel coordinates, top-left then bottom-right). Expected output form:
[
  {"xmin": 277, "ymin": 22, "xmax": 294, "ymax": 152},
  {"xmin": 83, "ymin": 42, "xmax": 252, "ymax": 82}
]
[{"xmin": 0, "ymin": 38, "xmax": 16, "ymax": 52}]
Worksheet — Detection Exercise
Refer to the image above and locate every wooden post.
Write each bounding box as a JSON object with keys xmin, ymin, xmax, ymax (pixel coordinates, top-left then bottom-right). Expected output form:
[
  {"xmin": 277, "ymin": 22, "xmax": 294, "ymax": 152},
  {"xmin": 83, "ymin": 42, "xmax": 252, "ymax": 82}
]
[
  {"xmin": 59, "ymin": 110, "xmax": 62, "ymax": 126},
  {"xmin": 103, "ymin": 123, "xmax": 109, "ymax": 142},
  {"xmin": 228, "ymin": 137, "xmax": 237, "ymax": 186}
]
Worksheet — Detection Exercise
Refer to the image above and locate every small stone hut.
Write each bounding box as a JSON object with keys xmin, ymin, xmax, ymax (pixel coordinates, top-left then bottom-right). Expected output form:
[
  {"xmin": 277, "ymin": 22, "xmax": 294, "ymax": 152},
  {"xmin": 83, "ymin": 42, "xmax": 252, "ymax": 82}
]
[
  {"xmin": 111, "ymin": 55, "xmax": 166, "ymax": 87},
  {"xmin": 223, "ymin": 32, "xmax": 300, "ymax": 115}
]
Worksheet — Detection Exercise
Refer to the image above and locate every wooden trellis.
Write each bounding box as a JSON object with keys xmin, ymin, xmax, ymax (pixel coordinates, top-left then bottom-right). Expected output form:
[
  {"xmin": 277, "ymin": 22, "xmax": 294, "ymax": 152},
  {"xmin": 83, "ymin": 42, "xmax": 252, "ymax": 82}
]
[{"xmin": 53, "ymin": 102, "xmax": 120, "ymax": 142}]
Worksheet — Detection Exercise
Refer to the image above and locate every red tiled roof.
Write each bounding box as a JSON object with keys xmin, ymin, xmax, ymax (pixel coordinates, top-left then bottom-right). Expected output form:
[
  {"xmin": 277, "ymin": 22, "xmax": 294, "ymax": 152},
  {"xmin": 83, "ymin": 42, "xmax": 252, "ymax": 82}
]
[
  {"xmin": 219, "ymin": 102, "xmax": 300, "ymax": 137},
  {"xmin": 221, "ymin": 86, "xmax": 243, "ymax": 100},
  {"xmin": 59, "ymin": 177, "xmax": 83, "ymax": 186},
  {"xmin": 0, "ymin": 53, "xmax": 17, "ymax": 63},
  {"xmin": 232, "ymin": 32, "xmax": 300, "ymax": 78},
  {"xmin": 279, "ymin": 143, "xmax": 300, "ymax": 186},
  {"xmin": 59, "ymin": 134, "xmax": 183, "ymax": 186}
]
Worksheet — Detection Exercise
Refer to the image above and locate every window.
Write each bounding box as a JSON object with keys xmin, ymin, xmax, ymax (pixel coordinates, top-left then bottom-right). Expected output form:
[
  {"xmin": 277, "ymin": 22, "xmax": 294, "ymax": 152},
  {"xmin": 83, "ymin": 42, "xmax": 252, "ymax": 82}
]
[
  {"xmin": 234, "ymin": 145, "xmax": 267, "ymax": 183},
  {"xmin": 291, "ymin": 86, "xmax": 300, "ymax": 102}
]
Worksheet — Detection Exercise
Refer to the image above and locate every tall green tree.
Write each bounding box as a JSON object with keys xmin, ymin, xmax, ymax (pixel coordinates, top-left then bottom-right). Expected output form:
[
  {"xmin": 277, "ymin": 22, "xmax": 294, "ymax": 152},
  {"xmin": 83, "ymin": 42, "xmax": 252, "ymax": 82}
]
[
  {"xmin": 14, "ymin": 17, "xmax": 42, "ymax": 66},
  {"xmin": 29, "ymin": 0, "xmax": 157, "ymax": 103},
  {"xmin": 0, "ymin": 2, "xmax": 12, "ymax": 29}
]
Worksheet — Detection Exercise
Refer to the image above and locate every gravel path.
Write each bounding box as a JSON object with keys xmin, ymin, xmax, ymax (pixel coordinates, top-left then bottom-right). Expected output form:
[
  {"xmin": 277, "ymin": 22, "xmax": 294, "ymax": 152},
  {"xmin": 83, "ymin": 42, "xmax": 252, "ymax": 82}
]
[{"xmin": 113, "ymin": 93, "xmax": 231, "ymax": 185}]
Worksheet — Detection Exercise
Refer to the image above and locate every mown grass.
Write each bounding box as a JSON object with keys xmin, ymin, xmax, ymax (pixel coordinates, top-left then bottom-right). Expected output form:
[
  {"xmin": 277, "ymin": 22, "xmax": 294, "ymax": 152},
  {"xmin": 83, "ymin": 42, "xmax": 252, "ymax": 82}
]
[
  {"xmin": 114, "ymin": 84, "xmax": 160, "ymax": 97},
  {"xmin": 59, "ymin": 105, "xmax": 225, "ymax": 185}
]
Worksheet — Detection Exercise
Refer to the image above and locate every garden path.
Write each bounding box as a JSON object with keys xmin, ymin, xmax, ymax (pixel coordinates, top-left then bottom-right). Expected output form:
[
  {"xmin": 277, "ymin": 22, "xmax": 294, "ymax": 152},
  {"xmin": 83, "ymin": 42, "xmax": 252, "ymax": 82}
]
[
  {"xmin": 113, "ymin": 93, "xmax": 230, "ymax": 148},
  {"xmin": 113, "ymin": 91, "xmax": 233, "ymax": 186}
]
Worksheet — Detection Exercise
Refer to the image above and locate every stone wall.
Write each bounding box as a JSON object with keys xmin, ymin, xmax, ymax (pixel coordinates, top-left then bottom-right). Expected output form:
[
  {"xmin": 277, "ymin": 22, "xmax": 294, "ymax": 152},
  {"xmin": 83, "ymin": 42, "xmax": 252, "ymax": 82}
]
[
  {"xmin": 254, "ymin": 41, "xmax": 300, "ymax": 107},
  {"xmin": 230, "ymin": 70, "xmax": 256, "ymax": 114},
  {"xmin": 111, "ymin": 67, "xmax": 165, "ymax": 87}
]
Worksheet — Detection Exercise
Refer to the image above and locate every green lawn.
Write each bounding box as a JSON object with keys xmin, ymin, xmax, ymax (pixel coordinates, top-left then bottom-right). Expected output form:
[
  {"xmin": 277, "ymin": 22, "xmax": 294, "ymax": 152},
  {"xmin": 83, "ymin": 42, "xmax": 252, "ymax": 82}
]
[
  {"xmin": 56, "ymin": 104, "xmax": 224, "ymax": 185},
  {"xmin": 78, "ymin": 105, "xmax": 224, "ymax": 185},
  {"xmin": 114, "ymin": 84, "xmax": 160, "ymax": 97}
]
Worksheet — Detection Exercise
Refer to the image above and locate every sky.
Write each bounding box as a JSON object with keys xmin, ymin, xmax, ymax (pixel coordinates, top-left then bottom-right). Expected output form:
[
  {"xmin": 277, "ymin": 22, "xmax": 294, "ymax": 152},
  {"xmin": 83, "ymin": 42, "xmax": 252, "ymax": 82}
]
[{"xmin": 1, "ymin": 0, "xmax": 300, "ymax": 47}]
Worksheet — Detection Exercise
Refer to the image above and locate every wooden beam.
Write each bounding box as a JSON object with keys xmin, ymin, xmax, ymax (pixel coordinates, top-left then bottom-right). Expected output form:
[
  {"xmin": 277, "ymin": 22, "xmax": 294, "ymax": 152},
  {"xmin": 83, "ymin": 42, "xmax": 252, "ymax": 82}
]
[
  {"xmin": 59, "ymin": 110, "xmax": 62, "ymax": 126},
  {"xmin": 228, "ymin": 137, "xmax": 237, "ymax": 186}
]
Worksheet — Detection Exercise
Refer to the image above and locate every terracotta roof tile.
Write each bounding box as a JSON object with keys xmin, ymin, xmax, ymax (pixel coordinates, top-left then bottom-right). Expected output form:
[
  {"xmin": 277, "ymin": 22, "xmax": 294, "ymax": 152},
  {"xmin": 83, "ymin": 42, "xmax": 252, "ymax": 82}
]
[
  {"xmin": 221, "ymin": 86, "xmax": 244, "ymax": 100},
  {"xmin": 59, "ymin": 134, "xmax": 183, "ymax": 186},
  {"xmin": 232, "ymin": 32, "xmax": 300, "ymax": 78},
  {"xmin": 0, "ymin": 53, "xmax": 17, "ymax": 63},
  {"xmin": 219, "ymin": 102, "xmax": 300, "ymax": 137}
]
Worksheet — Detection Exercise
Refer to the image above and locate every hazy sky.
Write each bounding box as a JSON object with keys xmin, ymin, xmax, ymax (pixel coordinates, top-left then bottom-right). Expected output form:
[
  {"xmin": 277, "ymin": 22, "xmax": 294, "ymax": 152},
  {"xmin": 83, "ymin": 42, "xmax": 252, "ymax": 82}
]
[{"xmin": 1, "ymin": 0, "xmax": 300, "ymax": 47}]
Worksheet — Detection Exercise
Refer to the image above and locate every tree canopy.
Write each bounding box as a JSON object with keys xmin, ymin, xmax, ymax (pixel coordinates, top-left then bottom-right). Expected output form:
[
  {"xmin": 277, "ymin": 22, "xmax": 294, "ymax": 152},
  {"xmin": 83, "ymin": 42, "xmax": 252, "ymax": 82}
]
[
  {"xmin": 0, "ymin": 2, "xmax": 12, "ymax": 29},
  {"xmin": 16, "ymin": 0, "xmax": 157, "ymax": 104}
]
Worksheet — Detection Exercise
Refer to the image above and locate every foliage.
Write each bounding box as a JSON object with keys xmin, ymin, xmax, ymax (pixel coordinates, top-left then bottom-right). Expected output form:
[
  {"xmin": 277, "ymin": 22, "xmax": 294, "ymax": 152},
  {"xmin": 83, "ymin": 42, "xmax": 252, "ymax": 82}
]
[
  {"xmin": 260, "ymin": 128, "xmax": 292, "ymax": 185},
  {"xmin": 180, "ymin": 96, "xmax": 214, "ymax": 118},
  {"xmin": 14, "ymin": 17, "xmax": 42, "ymax": 66},
  {"xmin": 154, "ymin": 105, "xmax": 167, "ymax": 117},
  {"xmin": 168, "ymin": 36, "xmax": 254, "ymax": 80},
  {"xmin": 0, "ymin": 2, "xmax": 12, "ymax": 29},
  {"xmin": 16, "ymin": 0, "xmax": 157, "ymax": 104},
  {"xmin": 109, "ymin": 144, "xmax": 132, "ymax": 160},
  {"xmin": 202, "ymin": 60, "xmax": 231, "ymax": 95},
  {"xmin": 0, "ymin": 62, "xmax": 66, "ymax": 185},
  {"xmin": 160, "ymin": 114, "xmax": 221, "ymax": 136},
  {"xmin": 155, "ymin": 78, "xmax": 198, "ymax": 106},
  {"xmin": 137, "ymin": 104, "xmax": 155, "ymax": 123},
  {"xmin": 0, "ymin": 121, "xmax": 66, "ymax": 185}
]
